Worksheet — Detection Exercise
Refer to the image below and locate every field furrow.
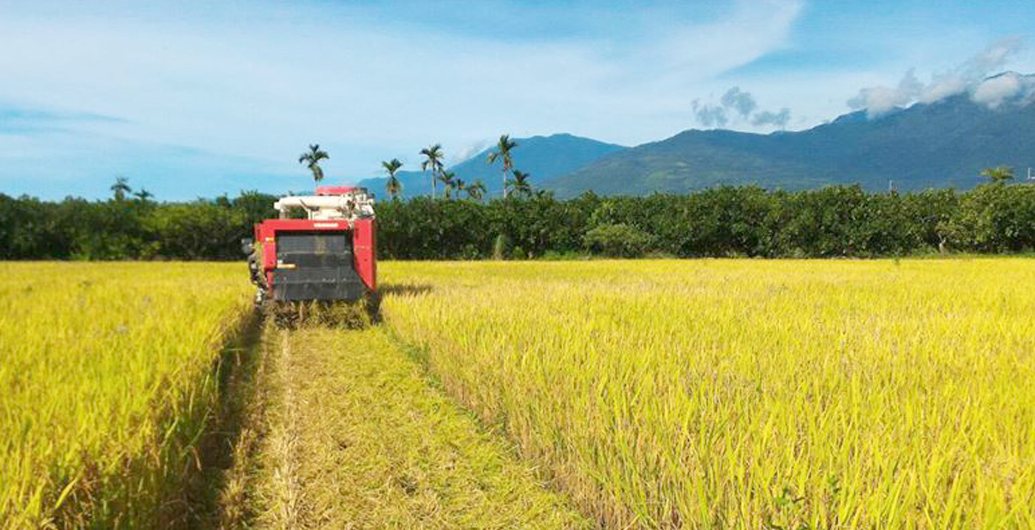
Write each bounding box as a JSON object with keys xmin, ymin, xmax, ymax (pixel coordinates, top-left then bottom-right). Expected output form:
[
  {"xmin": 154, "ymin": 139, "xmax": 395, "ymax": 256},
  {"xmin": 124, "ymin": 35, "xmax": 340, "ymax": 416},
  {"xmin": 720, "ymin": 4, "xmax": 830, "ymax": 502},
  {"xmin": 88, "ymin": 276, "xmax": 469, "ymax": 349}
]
[{"xmin": 247, "ymin": 325, "xmax": 589, "ymax": 529}]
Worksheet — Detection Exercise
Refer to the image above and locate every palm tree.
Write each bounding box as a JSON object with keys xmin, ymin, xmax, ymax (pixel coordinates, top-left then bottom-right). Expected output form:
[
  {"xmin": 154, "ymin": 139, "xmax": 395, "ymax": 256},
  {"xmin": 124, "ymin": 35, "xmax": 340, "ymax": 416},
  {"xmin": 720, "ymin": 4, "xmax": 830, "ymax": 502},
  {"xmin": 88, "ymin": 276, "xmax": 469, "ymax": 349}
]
[
  {"xmin": 440, "ymin": 171, "xmax": 457, "ymax": 199},
  {"xmin": 486, "ymin": 134, "xmax": 518, "ymax": 198},
  {"xmin": 452, "ymin": 177, "xmax": 466, "ymax": 200},
  {"xmin": 382, "ymin": 158, "xmax": 404, "ymax": 200},
  {"xmin": 420, "ymin": 144, "xmax": 444, "ymax": 197},
  {"xmin": 133, "ymin": 188, "xmax": 153, "ymax": 202},
  {"xmin": 466, "ymin": 180, "xmax": 487, "ymax": 202},
  {"xmin": 299, "ymin": 144, "xmax": 329, "ymax": 184},
  {"xmin": 110, "ymin": 176, "xmax": 132, "ymax": 201},
  {"xmin": 980, "ymin": 165, "xmax": 1015, "ymax": 183},
  {"xmin": 506, "ymin": 169, "xmax": 533, "ymax": 198}
]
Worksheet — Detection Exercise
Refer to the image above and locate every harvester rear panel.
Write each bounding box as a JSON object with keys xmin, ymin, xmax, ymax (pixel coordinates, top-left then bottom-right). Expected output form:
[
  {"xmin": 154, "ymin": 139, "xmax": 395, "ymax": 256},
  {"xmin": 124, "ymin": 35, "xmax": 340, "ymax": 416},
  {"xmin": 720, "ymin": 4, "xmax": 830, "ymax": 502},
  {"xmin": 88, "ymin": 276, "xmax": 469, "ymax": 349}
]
[{"xmin": 248, "ymin": 187, "xmax": 377, "ymax": 306}]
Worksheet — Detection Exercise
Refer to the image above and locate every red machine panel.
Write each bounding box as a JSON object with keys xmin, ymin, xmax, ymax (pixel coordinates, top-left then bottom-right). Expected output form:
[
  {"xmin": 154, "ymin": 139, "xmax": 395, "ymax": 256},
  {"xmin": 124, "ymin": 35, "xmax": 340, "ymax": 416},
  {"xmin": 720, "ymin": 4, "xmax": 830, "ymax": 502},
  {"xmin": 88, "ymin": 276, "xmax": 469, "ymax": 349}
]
[
  {"xmin": 253, "ymin": 218, "xmax": 375, "ymax": 293},
  {"xmin": 316, "ymin": 186, "xmax": 359, "ymax": 196},
  {"xmin": 248, "ymin": 185, "xmax": 376, "ymax": 303},
  {"xmin": 252, "ymin": 219, "xmax": 370, "ymax": 289},
  {"xmin": 352, "ymin": 218, "xmax": 376, "ymax": 291}
]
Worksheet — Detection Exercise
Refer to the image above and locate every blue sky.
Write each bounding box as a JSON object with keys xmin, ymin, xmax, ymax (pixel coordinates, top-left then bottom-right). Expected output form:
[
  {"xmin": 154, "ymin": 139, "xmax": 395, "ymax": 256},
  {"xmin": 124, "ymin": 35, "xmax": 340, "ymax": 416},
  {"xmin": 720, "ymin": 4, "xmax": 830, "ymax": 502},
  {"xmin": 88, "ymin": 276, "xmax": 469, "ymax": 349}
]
[{"xmin": 2, "ymin": 0, "xmax": 1034, "ymax": 200}]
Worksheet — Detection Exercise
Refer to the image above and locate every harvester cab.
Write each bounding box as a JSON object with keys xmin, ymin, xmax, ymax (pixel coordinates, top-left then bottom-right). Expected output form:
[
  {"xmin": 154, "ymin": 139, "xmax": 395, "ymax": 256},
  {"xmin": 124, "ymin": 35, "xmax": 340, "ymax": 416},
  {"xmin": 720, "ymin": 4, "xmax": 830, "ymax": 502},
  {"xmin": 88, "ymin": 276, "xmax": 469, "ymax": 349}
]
[{"xmin": 245, "ymin": 186, "xmax": 376, "ymax": 306}]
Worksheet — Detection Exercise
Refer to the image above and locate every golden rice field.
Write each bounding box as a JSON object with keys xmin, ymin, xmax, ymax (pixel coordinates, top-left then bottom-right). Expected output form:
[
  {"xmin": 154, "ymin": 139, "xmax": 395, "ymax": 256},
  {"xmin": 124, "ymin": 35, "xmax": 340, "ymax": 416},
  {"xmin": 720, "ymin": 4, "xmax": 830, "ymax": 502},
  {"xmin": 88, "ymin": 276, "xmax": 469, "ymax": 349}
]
[
  {"xmin": 0, "ymin": 262, "xmax": 252, "ymax": 528},
  {"xmin": 380, "ymin": 259, "xmax": 1035, "ymax": 529},
  {"xmin": 3, "ymin": 259, "xmax": 1035, "ymax": 529}
]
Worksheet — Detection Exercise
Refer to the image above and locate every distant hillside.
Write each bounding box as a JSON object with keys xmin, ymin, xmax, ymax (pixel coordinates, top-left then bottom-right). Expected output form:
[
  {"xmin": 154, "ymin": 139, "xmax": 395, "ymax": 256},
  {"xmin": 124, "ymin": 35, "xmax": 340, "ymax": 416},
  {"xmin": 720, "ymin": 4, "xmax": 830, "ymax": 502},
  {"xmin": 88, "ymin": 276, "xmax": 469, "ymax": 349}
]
[
  {"xmin": 356, "ymin": 133, "xmax": 625, "ymax": 198},
  {"xmin": 545, "ymin": 73, "xmax": 1035, "ymax": 196}
]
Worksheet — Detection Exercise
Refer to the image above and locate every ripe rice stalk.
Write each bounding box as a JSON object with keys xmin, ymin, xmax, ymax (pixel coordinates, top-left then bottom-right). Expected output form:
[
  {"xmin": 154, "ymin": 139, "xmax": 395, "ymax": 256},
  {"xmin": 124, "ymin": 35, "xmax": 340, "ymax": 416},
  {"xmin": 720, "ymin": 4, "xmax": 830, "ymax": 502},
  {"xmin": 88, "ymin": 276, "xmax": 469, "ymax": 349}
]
[
  {"xmin": 379, "ymin": 259, "xmax": 1035, "ymax": 529},
  {"xmin": 0, "ymin": 262, "xmax": 252, "ymax": 528}
]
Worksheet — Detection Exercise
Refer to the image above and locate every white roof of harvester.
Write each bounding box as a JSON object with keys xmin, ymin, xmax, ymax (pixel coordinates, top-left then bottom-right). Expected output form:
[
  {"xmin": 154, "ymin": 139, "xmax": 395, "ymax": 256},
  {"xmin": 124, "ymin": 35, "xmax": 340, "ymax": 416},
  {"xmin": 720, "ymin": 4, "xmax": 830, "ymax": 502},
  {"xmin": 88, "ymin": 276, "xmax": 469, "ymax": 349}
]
[{"xmin": 274, "ymin": 186, "xmax": 375, "ymax": 222}]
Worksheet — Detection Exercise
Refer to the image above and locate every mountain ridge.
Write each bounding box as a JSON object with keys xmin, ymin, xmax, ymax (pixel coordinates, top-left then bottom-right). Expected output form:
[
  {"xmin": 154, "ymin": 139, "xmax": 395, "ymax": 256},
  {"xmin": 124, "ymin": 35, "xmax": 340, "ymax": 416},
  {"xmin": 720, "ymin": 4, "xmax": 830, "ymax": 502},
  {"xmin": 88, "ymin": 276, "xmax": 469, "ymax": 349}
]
[
  {"xmin": 544, "ymin": 72, "xmax": 1035, "ymax": 196},
  {"xmin": 356, "ymin": 72, "xmax": 1035, "ymax": 198}
]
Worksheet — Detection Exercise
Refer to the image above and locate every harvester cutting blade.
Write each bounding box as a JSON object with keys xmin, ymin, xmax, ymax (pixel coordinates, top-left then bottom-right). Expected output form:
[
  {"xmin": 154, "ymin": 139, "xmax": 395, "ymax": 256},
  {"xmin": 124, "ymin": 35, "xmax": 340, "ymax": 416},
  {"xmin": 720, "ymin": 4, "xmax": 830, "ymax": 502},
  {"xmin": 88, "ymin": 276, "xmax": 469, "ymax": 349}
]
[{"xmin": 265, "ymin": 297, "xmax": 377, "ymax": 330}]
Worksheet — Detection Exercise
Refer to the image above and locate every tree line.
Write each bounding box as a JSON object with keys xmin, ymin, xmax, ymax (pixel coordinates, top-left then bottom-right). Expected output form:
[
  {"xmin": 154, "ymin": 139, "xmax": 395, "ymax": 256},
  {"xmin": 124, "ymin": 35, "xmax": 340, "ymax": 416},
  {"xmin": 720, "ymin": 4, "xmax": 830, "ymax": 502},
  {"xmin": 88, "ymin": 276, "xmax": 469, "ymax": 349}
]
[
  {"xmin": 299, "ymin": 136, "xmax": 534, "ymax": 201},
  {"xmin": 3, "ymin": 179, "xmax": 1035, "ymax": 260},
  {"xmin": 382, "ymin": 135, "xmax": 533, "ymax": 200}
]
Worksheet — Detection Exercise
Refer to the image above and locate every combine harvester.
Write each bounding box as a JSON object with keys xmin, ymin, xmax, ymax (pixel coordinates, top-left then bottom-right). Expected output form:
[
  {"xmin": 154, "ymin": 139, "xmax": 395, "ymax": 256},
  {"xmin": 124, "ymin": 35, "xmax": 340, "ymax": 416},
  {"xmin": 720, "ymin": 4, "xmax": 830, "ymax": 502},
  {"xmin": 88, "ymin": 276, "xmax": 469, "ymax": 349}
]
[{"xmin": 245, "ymin": 186, "xmax": 377, "ymax": 326}]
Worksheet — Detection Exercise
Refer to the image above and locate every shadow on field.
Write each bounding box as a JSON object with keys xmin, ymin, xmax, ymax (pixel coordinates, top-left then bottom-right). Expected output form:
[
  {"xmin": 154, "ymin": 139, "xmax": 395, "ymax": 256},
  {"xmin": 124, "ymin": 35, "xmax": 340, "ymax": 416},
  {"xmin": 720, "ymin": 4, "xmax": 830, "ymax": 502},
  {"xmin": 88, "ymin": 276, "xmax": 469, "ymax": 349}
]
[
  {"xmin": 170, "ymin": 310, "xmax": 266, "ymax": 529},
  {"xmin": 377, "ymin": 283, "xmax": 434, "ymax": 297}
]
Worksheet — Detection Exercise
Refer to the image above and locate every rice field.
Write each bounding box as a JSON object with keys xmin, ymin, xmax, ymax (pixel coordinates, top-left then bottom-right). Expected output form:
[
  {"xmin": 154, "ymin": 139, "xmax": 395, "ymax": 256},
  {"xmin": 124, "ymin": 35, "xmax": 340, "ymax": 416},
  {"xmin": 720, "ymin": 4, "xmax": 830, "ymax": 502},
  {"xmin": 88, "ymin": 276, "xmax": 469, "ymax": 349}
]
[
  {"xmin": 380, "ymin": 259, "xmax": 1035, "ymax": 529},
  {"xmin": 246, "ymin": 325, "xmax": 588, "ymax": 529},
  {"xmin": 3, "ymin": 259, "xmax": 1035, "ymax": 529},
  {"xmin": 0, "ymin": 262, "xmax": 252, "ymax": 528}
]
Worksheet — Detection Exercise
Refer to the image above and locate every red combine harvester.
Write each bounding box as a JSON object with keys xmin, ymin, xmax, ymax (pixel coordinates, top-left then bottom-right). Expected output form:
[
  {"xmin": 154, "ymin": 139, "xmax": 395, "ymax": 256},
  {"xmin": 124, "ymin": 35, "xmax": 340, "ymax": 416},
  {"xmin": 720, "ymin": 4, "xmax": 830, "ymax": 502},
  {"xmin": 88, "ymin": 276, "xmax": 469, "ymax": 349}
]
[{"xmin": 246, "ymin": 186, "xmax": 376, "ymax": 306}]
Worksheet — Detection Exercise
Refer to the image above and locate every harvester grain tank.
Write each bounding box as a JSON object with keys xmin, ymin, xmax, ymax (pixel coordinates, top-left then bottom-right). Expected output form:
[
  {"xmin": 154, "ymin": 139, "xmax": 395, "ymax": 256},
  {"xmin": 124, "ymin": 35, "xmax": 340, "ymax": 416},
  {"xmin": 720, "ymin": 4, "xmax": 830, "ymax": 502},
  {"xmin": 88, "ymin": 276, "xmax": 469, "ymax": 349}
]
[{"xmin": 245, "ymin": 186, "xmax": 376, "ymax": 305}]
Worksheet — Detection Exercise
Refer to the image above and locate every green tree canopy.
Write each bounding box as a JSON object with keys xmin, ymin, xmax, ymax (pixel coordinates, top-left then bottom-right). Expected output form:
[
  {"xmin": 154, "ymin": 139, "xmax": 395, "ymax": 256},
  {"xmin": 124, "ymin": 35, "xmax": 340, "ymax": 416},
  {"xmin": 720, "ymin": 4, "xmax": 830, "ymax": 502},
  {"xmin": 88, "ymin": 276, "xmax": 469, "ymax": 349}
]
[
  {"xmin": 980, "ymin": 165, "xmax": 1015, "ymax": 183},
  {"xmin": 507, "ymin": 170, "xmax": 533, "ymax": 198}
]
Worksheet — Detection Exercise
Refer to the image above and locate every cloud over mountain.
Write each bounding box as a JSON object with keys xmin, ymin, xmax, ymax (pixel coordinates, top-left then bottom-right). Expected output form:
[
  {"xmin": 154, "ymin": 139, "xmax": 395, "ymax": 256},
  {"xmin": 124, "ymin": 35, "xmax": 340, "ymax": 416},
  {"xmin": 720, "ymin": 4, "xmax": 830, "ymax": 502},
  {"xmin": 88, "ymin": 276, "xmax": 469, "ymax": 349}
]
[
  {"xmin": 720, "ymin": 87, "xmax": 758, "ymax": 118},
  {"xmin": 971, "ymin": 71, "xmax": 1035, "ymax": 108},
  {"xmin": 849, "ymin": 37, "xmax": 1029, "ymax": 115},
  {"xmin": 693, "ymin": 86, "xmax": 792, "ymax": 130},
  {"xmin": 750, "ymin": 108, "xmax": 791, "ymax": 128}
]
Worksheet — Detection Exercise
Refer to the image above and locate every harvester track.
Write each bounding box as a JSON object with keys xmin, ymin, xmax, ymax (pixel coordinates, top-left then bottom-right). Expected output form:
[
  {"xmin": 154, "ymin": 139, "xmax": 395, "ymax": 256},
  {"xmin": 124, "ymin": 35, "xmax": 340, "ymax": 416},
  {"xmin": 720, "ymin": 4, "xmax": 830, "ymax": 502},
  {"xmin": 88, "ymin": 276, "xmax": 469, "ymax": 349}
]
[{"xmin": 228, "ymin": 325, "xmax": 588, "ymax": 529}]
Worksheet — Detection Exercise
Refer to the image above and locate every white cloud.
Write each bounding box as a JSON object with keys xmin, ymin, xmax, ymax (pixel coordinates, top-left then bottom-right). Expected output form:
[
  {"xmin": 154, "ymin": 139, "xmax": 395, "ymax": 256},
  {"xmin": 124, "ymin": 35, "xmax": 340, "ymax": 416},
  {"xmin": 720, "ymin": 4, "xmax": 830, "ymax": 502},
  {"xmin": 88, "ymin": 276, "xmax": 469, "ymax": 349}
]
[
  {"xmin": 0, "ymin": 0, "xmax": 804, "ymax": 186},
  {"xmin": 849, "ymin": 37, "xmax": 1028, "ymax": 115},
  {"xmin": 917, "ymin": 75, "xmax": 969, "ymax": 104},
  {"xmin": 691, "ymin": 100, "xmax": 729, "ymax": 128},
  {"xmin": 655, "ymin": 0, "xmax": 803, "ymax": 81},
  {"xmin": 848, "ymin": 69, "xmax": 922, "ymax": 115},
  {"xmin": 692, "ymin": 86, "xmax": 792, "ymax": 130},
  {"xmin": 751, "ymin": 108, "xmax": 791, "ymax": 128},
  {"xmin": 448, "ymin": 139, "xmax": 492, "ymax": 166},
  {"xmin": 720, "ymin": 87, "xmax": 758, "ymax": 118},
  {"xmin": 972, "ymin": 72, "xmax": 1024, "ymax": 108},
  {"xmin": 965, "ymin": 36, "xmax": 1026, "ymax": 77}
]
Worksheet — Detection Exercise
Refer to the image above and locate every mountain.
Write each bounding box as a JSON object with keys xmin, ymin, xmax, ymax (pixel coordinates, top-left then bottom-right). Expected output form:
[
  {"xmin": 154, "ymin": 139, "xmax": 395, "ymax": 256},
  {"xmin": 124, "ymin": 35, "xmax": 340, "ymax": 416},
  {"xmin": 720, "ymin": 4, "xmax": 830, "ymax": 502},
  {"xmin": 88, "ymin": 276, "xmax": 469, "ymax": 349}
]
[
  {"xmin": 545, "ymin": 73, "xmax": 1035, "ymax": 196},
  {"xmin": 356, "ymin": 133, "xmax": 625, "ymax": 198}
]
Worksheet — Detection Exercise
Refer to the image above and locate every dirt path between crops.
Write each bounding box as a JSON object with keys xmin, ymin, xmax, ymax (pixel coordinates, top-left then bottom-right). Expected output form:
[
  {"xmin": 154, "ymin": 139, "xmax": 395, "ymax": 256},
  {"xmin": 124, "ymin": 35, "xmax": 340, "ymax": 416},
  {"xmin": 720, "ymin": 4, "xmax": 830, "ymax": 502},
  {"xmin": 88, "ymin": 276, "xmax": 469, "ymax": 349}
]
[{"xmin": 223, "ymin": 325, "xmax": 589, "ymax": 529}]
